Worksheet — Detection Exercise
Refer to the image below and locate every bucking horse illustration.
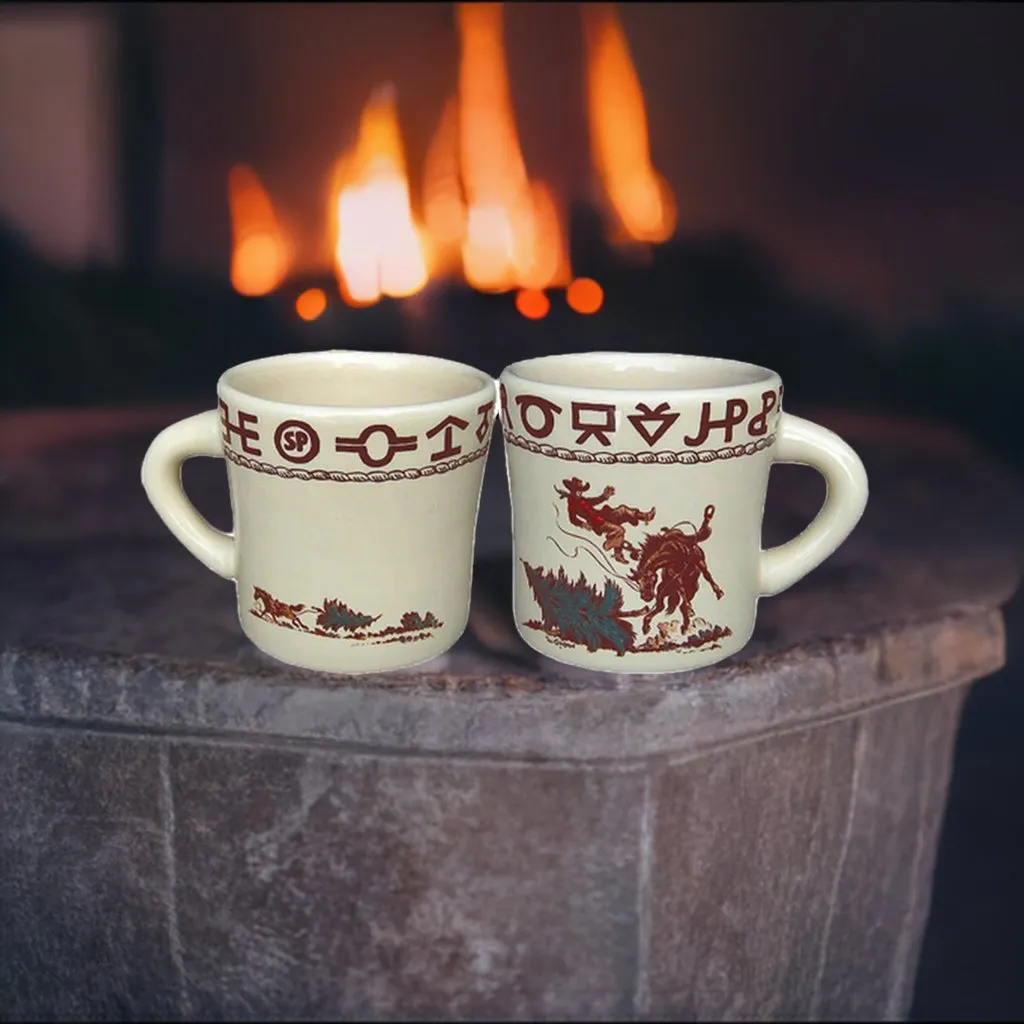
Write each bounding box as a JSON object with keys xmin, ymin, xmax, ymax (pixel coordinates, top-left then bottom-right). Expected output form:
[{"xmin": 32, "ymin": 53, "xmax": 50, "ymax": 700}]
[
  {"xmin": 631, "ymin": 504, "xmax": 724, "ymax": 635},
  {"xmin": 555, "ymin": 477, "xmax": 655, "ymax": 564}
]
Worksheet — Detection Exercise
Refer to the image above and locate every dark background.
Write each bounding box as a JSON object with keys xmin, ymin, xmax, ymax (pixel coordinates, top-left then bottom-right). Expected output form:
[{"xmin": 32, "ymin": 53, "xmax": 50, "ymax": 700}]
[{"xmin": 2, "ymin": 4, "xmax": 1024, "ymax": 1018}]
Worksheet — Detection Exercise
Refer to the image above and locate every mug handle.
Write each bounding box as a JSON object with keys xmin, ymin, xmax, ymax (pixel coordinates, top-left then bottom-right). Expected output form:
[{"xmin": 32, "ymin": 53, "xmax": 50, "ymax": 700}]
[
  {"xmin": 759, "ymin": 412, "xmax": 869, "ymax": 597},
  {"xmin": 141, "ymin": 410, "xmax": 236, "ymax": 580}
]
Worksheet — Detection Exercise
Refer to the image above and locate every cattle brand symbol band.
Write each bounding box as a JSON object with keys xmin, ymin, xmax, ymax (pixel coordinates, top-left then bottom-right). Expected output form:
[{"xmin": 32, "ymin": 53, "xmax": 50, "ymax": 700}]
[
  {"xmin": 426, "ymin": 415, "xmax": 469, "ymax": 462},
  {"xmin": 570, "ymin": 403, "xmax": 617, "ymax": 446},
  {"xmin": 274, "ymin": 419, "xmax": 320, "ymax": 464},
  {"xmin": 475, "ymin": 401, "xmax": 495, "ymax": 443},
  {"xmin": 216, "ymin": 399, "xmax": 492, "ymax": 482},
  {"xmin": 334, "ymin": 423, "xmax": 419, "ymax": 467},
  {"xmin": 219, "ymin": 400, "xmax": 262, "ymax": 455},
  {"xmin": 628, "ymin": 402, "xmax": 680, "ymax": 446},
  {"xmin": 521, "ymin": 475, "xmax": 733, "ymax": 657},
  {"xmin": 503, "ymin": 387, "xmax": 783, "ymax": 456}
]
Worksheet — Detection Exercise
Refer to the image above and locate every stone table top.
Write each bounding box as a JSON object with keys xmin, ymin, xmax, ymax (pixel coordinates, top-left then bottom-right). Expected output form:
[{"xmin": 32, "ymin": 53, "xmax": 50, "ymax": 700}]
[{"xmin": 1, "ymin": 405, "xmax": 1022, "ymax": 763}]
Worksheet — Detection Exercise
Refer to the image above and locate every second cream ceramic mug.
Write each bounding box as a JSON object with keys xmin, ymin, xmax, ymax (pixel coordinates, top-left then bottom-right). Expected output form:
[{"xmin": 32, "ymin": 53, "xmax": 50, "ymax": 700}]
[
  {"xmin": 499, "ymin": 352, "xmax": 869, "ymax": 674},
  {"xmin": 142, "ymin": 350, "xmax": 496, "ymax": 674}
]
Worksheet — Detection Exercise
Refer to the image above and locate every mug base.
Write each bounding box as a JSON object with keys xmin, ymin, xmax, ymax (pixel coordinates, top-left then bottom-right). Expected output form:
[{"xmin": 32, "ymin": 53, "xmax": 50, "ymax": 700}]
[
  {"xmin": 239, "ymin": 613, "xmax": 467, "ymax": 676},
  {"xmin": 518, "ymin": 623, "xmax": 755, "ymax": 677}
]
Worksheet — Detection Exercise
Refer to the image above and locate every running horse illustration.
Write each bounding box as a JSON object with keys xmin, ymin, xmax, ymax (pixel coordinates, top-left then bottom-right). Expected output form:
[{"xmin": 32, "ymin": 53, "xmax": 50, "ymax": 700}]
[
  {"xmin": 252, "ymin": 586, "xmax": 309, "ymax": 631},
  {"xmin": 631, "ymin": 504, "xmax": 725, "ymax": 636},
  {"xmin": 555, "ymin": 477, "xmax": 655, "ymax": 564}
]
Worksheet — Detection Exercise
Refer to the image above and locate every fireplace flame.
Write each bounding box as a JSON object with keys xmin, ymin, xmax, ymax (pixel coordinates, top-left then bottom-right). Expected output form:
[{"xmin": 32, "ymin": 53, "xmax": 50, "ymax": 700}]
[
  {"xmin": 295, "ymin": 287, "xmax": 327, "ymax": 321},
  {"xmin": 422, "ymin": 96, "xmax": 465, "ymax": 277},
  {"xmin": 228, "ymin": 3, "xmax": 678, "ymax": 317},
  {"xmin": 331, "ymin": 84, "xmax": 429, "ymax": 305},
  {"xmin": 567, "ymin": 277, "xmax": 604, "ymax": 315},
  {"xmin": 584, "ymin": 3, "xmax": 676, "ymax": 245},
  {"xmin": 228, "ymin": 165, "xmax": 292, "ymax": 296},
  {"xmin": 456, "ymin": 2, "xmax": 570, "ymax": 296}
]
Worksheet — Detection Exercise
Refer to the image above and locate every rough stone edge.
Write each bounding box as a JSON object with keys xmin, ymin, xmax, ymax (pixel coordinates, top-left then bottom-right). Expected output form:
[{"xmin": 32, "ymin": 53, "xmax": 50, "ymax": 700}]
[{"xmin": 0, "ymin": 608, "xmax": 1005, "ymax": 764}]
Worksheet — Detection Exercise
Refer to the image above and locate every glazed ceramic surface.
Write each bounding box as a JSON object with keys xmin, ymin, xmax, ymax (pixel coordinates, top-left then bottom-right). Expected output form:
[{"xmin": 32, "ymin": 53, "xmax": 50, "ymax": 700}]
[
  {"xmin": 142, "ymin": 350, "xmax": 496, "ymax": 674},
  {"xmin": 499, "ymin": 352, "xmax": 869, "ymax": 674}
]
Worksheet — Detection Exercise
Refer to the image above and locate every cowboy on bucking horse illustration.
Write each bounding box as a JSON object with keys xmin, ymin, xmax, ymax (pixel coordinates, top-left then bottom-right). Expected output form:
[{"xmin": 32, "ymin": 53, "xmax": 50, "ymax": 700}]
[
  {"xmin": 540, "ymin": 471, "xmax": 732, "ymax": 652},
  {"xmin": 630, "ymin": 504, "xmax": 724, "ymax": 636},
  {"xmin": 555, "ymin": 476, "xmax": 656, "ymax": 564}
]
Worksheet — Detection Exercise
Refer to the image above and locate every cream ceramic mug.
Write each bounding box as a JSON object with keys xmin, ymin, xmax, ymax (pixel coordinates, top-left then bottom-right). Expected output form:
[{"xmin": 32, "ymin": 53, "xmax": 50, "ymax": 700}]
[
  {"xmin": 142, "ymin": 350, "xmax": 497, "ymax": 674},
  {"xmin": 499, "ymin": 352, "xmax": 869, "ymax": 674}
]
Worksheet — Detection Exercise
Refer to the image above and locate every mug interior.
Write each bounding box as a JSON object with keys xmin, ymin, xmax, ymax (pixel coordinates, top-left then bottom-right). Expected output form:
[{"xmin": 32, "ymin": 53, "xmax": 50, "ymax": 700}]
[
  {"xmin": 506, "ymin": 352, "xmax": 775, "ymax": 391},
  {"xmin": 220, "ymin": 351, "xmax": 490, "ymax": 408}
]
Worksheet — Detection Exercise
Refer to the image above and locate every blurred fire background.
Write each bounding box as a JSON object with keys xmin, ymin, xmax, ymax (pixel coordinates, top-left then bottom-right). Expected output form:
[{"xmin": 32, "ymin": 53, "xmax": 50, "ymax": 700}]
[
  {"xmin": 3, "ymin": 3, "xmax": 1024, "ymax": 1017},
  {"xmin": 3, "ymin": 1, "xmax": 1024, "ymax": 464}
]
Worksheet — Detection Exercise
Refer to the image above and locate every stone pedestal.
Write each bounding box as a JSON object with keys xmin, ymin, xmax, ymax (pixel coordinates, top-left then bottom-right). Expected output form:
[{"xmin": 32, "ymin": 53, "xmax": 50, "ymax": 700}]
[{"xmin": 1, "ymin": 408, "xmax": 1021, "ymax": 1021}]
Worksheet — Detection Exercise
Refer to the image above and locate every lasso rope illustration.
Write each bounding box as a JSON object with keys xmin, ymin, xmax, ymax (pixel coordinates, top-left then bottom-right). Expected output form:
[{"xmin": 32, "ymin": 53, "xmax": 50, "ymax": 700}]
[{"xmin": 544, "ymin": 502, "xmax": 642, "ymax": 592}]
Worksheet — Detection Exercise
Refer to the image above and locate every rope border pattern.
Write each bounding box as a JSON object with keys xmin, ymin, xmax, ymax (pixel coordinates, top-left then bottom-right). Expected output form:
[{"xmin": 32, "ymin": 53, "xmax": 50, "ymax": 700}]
[
  {"xmin": 501, "ymin": 430, "xmax": 775, "ymax": 464},
  {"xmin": 224, "ymin": 443, "xmax": 489, "ymax": 483}
]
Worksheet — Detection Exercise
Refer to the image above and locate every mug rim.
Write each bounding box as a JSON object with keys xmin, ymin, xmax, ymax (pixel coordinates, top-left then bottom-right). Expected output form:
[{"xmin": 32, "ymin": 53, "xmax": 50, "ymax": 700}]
[
  {"xmin": 502, "ymin": 351, "xmax": 780, "ymax": 397},
  {"xmin": 217, "ymin": 349, "xmax": 495, "ymax": 416}
]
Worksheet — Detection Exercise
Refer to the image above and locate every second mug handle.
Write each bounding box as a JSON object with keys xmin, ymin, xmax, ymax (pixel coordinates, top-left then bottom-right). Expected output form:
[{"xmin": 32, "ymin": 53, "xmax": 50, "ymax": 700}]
[
  {"xmin": 141, "ymin": 410, "xmax": 236, "ymax": 580},
  {"xmin": 759, "ymin": 412, "xmax": 869, "ymax": 597}
]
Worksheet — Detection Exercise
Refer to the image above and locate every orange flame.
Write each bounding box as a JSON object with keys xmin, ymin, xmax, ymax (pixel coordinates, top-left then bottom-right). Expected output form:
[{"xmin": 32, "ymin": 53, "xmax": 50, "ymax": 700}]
[
  {"xmin": 583, "ymin": 3, "xmax": 676, "ymax": 245},
  {"xmin": 331, "ymin": 84, "xmax": 429, "ymax": 305},
  {"xmin": 295, "ymin": 287, "xmax": 327, "ymax": 321},
  {"xmin": 228, "ymin": 164, "xmax": 292, "ymax": 296},
  {"xmin": 515, "ymin": 289, "xmax": 550, "ymax": 320},
  {"xmin": 456, "ymin": 2, "xmax": 570, "ymax": 295},
  {"xmin": 422, "ymin": 96, "xmax": 466, "ymax": 278},
  {"xmin": 567, "ymin": 277, "xmax": 604, "ymax": 315},
  {"xmin": 228, "ymin": 7, "xmax": 677, "ymax": 318}
]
